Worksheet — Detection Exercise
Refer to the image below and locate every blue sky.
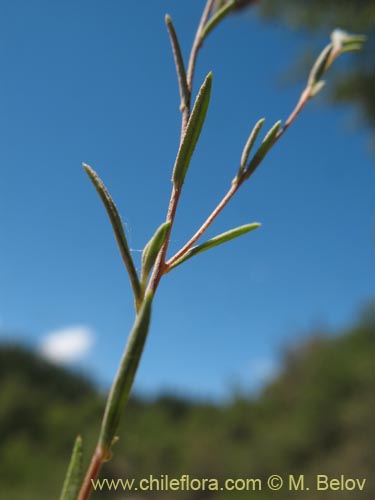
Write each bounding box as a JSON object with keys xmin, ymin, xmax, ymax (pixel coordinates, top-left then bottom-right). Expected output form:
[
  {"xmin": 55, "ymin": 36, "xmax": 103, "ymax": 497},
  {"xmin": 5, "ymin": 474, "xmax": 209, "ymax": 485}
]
[{"xmin": 1, "ymin": 0, "xmax": 374, "ymax": 400}]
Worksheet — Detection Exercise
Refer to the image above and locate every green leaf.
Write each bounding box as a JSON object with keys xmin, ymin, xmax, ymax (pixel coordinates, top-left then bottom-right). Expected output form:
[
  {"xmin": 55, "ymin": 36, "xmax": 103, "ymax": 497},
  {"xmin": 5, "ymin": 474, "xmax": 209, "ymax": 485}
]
[
  {"xmin": 99, "ymin": 292, "xmax": 153, "ymax": 450},
  {"xmin": 165, "ymin": 15, "xmax": 189, "ymax": 111},
  {"xmin": 59, "ymin": 435, "xmax": 83, "ymax": 500},
  {"xmin": 172, "ymin": 72, "xmax": 212, "ymax": 187},
  {"xmin": 237, "ymin": 118, "xmax": 265, "ymax": 178},
  {"xmin": 141, "ymin": 222, "xmax": 171, "ymax": 287},
  {"xmin": 201, "ymin": 1, "xmax": 236, "ymax": 40},
  {"xmin": 83, "ymin": 163, "xmax": 141, "ymax": 306},
  {"xmin": 170, "ymin": 223, "xmax": 261, "ymax": 269},
  {"xmin": 309, "ymin": 80, "xmax": 326, "ymax": 97},
  {"xmin": 307, "ymin": 43, "xmax": 333, "ymax": 88},
  {"xmin": 340, "ymin": 43, "xmax": 365, "ymax": 53},
  {"xmin": 307, "ymin": 30, "xmax": 366, "ymax": 95},
  {"xmin": 243, "ymin": 120, "xmax": 282, "ymax": 180}
]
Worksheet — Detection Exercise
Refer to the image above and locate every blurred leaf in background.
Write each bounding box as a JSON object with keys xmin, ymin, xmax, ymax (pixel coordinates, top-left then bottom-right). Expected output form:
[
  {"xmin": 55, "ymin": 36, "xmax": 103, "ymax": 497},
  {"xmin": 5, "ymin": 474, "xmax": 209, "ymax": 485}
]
[{"xmin": 0, "ymin": 304, "xmax": 374, "ymax": 499}]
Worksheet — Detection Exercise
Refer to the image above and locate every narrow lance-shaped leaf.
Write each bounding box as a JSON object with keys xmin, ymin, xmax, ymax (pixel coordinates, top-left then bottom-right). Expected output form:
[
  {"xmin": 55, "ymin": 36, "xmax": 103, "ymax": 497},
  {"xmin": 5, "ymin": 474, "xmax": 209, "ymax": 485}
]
[
  {"xmin": 172, "ymin": 72, "xmax": 212, "ymax": 188},
  {"xmin": 141, "ymin": 221, "xmax": 171, "ymax": 287},
  {"xmin": 59, "ymin": 435, "xmax": 83, "ymax": 500},
  {"xmin": 99, "ymin": 292, "xmax": 153, "ymax": 451},
  {"xmin": 201, "ymin": 1, "xmax": 236, "ymax": 40},
  {"xmin": 309, "ymin": 80, "xmax": 326, "ymax": 97},
  {"xmin": 340, "ymin": 43, "xmax": 365, "ymax": 53},
  {"xmin": 307, "ymin": 43, "xmax": 333, "ymax": 89},
  {"xmin": 307, "ymin": 30, "xmax": 366, "ymax": 97},
  {"xmin": 243, "ymin": 120, "xmax": 282, "ymax": 180},
  {"xmin": 83, "ymin": 164, "xmax": 141, "ymax": 305},
  {"xmin": 165, "ymin": 15, "xmax": 189, "ymax": 112},
  {"xmin": 237, "ymin": 118, "xmax": 265, "ymax": 179},
  {"xmin": 170, "ymin": 223, "xmax": 261, "ymax": 270}
]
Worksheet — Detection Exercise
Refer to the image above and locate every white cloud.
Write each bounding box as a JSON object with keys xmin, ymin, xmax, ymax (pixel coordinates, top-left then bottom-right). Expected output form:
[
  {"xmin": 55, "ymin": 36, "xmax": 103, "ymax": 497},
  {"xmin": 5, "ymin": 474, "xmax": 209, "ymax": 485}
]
[{"xmin": 39, "ymin": 325, "xmax": 94, "ymax": 364}]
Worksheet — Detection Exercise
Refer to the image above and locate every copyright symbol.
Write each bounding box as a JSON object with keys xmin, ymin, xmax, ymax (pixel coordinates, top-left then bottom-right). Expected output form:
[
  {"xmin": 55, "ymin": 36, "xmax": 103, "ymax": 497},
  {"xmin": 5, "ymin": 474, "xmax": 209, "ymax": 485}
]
[{"xmin": 267, "ymin": 475, "xmax": 283, "ymax": 490}]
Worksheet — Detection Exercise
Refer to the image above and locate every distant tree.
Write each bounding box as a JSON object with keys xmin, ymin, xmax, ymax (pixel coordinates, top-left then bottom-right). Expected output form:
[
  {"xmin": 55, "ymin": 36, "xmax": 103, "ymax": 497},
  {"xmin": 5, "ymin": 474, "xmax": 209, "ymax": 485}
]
[{"xmin": 260, "ymin": 0, "xmax": 374, "ymax": 128}]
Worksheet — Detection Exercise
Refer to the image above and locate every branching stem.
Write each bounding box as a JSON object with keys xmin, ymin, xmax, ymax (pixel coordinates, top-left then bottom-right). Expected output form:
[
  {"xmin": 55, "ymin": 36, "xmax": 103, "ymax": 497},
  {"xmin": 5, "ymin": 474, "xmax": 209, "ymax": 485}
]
[
  {"xmin": 73, "ymin": 3, "xmax": 355, "ymax": 499},
  {"xmin": 166, "ymin": 183, "xmax": 239, "ymax": 269},
  {"xmin": 167, "ymin": 84, "xmax": 312, "ymax": 269},
  {"xmin": 148, "ymin": 0, "xmax": 216, "ymax": 292}
]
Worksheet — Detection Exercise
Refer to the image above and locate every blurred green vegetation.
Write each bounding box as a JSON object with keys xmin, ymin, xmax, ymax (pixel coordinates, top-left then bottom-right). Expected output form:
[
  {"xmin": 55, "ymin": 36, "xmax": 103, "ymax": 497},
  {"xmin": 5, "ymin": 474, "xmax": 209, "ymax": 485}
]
[
  {"xmin": 260, "ymin": 0, "xmax": 375, "ymax": 129},
  {"xmin": 0, "ymin": 305, "xmax": 374, "ymax": 499}
]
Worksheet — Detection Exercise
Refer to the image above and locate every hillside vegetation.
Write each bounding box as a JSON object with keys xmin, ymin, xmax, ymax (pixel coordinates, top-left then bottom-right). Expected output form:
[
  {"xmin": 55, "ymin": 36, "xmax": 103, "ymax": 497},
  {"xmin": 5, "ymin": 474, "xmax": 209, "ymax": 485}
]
[{"xmin": 0, "ymin": 308, "xmax": 373, "ymax": 499}]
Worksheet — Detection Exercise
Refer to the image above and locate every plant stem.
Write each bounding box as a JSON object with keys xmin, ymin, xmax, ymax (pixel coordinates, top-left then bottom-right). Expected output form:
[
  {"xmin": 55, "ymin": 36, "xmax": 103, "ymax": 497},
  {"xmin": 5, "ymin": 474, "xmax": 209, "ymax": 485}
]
[
  {"xmin": 77, "ymin": 292, "xmax": 153, "ymax": 500},
  {"xmin": 166, "ymin": 183, "xmax": 239, "ymax": 268},
  {"xmin": 67, "ymin": 13, "xmax": 362, "ymax": 496},
  {"xmin": 77, "ymin": 447, "xmax": 106, "ymax": 500},
  {"xmin": 166, "ymin": 86, "xmax": 313, "ymax": 269},
  {"xmin": 275, "ymin": 86, "xmax": 311, "ymax": 143},
  {"xmin": 76, "ymin": 6, "xmax": 217, "ymax": 496},
  {"xmin": 149, "ymin": 0, "xmax": 216, "ymax": 290},
  {"xmin": 147, "ymin": 186, "xmax": 181, "ymax": 293},
  {"xmin": 183, "ymin": 0, "xmax": 216, "ymax": 130}
]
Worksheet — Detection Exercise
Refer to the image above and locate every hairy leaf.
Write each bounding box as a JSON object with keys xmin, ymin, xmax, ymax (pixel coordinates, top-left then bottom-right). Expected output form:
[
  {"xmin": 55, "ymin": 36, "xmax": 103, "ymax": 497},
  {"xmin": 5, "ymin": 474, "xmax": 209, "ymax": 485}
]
[
  {"xmin": 59, "ymin": 435, "xmax": 83, "ymax": 500},
  {"xmin": 165, "ymin": 15, "xmax": 189, "ymax": 111},
  {"xmin": 83, "ymin": 163, "xmax": 141, "ymax": 305},
  {"xmin": 243, "ymin": 120, "xmax": 282, "ymax": 180},
  {"xmin": 99, "ymin": 292, "xmax": 153, "ymax": 450},
  {"xmin": 172, "ymin": 73, "xmax": 212, "ymax": 187},
  {"xmin": 142, "ymin": 222, "xmax": 171, "ymax": 286},
  {"xmin": 237, "ymin": 118, "xmax": 265, "ymax": 178},
  {"xmin": 170, "ymin": 223, "xmax": 261, "ymax": 269}
]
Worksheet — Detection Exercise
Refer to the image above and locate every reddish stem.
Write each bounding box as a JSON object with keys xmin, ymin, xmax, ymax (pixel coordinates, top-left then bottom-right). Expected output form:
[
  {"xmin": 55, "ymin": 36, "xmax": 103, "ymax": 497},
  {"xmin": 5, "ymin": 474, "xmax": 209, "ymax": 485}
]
[
  {"xmin": 166, "ymin": 183, "xmax": 238, "ymax": 268},
  {"xmin": 183, "ymin": 0, "xmax": 216, "ymax": 130},
  {"xmin": 167, "ymin": 86, "xmax": 312, "ymax": 269},
  {"xmin": 275, "ymin": 86, "xmax": 311, "ymax": 144},
  {"xmin": 77, "ymin": 446, "xmax": 107, "ymax": 500},
  {"xmin": 147, "ymin": 186, "xmax": 182, "ymax": 293}
]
